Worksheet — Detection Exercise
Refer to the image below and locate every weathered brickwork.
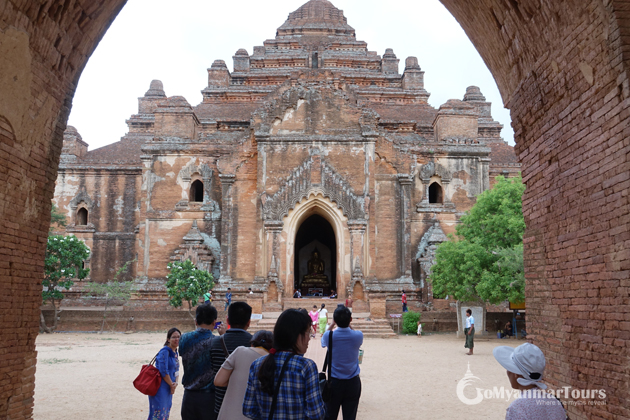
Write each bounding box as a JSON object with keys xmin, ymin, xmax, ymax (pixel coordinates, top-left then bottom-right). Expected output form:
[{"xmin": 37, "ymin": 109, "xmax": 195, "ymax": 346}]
[
  {"xmin": 442, "ymin": 1, "xmax": 630, "ymax": 418},
  {"xmin": 1, "ymin": 0, "xmax": 628, "ymax": 418},
  {"xmin": 52, "ymin": 1, "xmax": 513, "ymax": 315}
]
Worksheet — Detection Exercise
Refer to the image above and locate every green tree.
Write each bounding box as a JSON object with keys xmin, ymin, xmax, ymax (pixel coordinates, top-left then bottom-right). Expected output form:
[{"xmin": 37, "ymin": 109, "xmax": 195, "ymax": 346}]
[
  {"xmin": 85, "ymin": 260, "xmax": 137, "ymax": 333},
  {"xmin": 430, "ymin": 176, "xmax": 526, "ymax": 305},
  {"xmin": 49, "ymin": 203, "xmax": 67, "ymax": 233},
  {"xmin": 41, "ymin": 235, "xmax": 90, "ymax": 332},
  {"xmin": 166, "ymin": 259, "xmax": 214, "ymax": 320}
]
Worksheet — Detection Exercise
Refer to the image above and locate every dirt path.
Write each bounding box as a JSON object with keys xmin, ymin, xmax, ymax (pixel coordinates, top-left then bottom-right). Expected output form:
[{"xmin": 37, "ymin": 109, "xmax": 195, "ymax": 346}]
[{"xmin": 34, "ymin": 331, "xmax": 520, "ymax": 419}]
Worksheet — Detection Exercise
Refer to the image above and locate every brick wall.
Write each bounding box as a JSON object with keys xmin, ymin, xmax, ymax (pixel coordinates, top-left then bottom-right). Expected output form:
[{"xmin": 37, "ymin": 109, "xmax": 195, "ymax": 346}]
[{"xmin": 443, "ymin": 1, "xmax": 630, "ymax": 418}]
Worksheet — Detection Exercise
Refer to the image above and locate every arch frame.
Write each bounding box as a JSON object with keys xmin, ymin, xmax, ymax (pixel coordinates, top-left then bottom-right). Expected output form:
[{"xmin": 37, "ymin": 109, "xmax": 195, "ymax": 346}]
[{"xmin": 279, "ymin": 193, "xmax": 353, "ymax": 298}]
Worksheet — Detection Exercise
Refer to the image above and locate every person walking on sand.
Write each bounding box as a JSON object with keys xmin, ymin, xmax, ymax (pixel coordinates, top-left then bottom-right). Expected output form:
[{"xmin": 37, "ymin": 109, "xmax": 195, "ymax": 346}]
[
  {"xmin": 318, "ymin": 303, "xmax": 328, "ymax": 335},
  {"xmin": 309, "ymin": 305, "xmax": 319, "ymax": 338},
  {"xmin": 465, "ymin": 308, "xmax": 475, "ymax": 355}
]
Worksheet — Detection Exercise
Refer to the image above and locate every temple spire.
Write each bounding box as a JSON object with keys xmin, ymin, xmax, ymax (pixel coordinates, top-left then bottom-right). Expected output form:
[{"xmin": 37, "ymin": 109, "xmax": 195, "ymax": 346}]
[{"xmin": 277, "ymin": 0, "xmax": 355, "ymax": 38}]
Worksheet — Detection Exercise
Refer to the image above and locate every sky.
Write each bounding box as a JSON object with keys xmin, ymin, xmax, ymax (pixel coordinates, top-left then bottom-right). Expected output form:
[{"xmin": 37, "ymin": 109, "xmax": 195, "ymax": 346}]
[{"xmin": 67, "ymin": 0, "xmax": 514, "ymax": 150}]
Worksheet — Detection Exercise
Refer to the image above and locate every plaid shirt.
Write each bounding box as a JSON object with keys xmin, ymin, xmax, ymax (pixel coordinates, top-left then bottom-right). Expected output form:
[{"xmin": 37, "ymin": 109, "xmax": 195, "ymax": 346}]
[{"xmin": 243, "ymin": 352, "xmax": 325, "ymax": 420}]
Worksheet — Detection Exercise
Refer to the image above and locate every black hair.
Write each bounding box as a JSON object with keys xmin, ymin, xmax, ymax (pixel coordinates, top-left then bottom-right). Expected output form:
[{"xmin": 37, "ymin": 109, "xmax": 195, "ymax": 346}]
[
  {"xmin": 466, "ymin": 309, "xmax": 472, "ymax": 315},
  {"xmin": 321, "ymin": 303, "xmax": 325, "ymax": 309},
  {"xmin": 257, "ymin": 309, "xmax": 311, "ymax": 395},
  {"xmin": 228, "ymin": 301, "xmax": 252, "ymax": 329},
  {"xmin": 164, "ymin": 327, "xmax": 181, "ymax": 346},
  {"xmin": 313, "ymin": 305, "xmax": 317, "ymax": 309},
  {"xmin": 334, "ymin": 306, "xmax": 352, "ymax": 328},
  {"xmin": 196, "ymin": 302, "xmax": 218, "ymax": 326},
  {"xmin": 251, "ymin": 330, "xmax": 273, "ymax": 351},
  {"xmin": 227, "ymin": 287, "xmax": 231, "ymax": 290}
]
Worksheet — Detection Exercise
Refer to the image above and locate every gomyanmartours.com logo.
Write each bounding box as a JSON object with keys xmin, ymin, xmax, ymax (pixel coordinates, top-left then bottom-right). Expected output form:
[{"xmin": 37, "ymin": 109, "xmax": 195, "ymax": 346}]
[{"xmin": 456, "ymin": 364, "xmax": 607, "ymax": 406}]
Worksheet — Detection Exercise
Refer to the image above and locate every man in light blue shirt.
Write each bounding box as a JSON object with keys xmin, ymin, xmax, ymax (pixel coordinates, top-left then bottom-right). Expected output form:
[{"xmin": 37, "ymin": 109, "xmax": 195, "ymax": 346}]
[{"xmin": 321, "ymin": 305, "xmax": 363, "ymax": 420}]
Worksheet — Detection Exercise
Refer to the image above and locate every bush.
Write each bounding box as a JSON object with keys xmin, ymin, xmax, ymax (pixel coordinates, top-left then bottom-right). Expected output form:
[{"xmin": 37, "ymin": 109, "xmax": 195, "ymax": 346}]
[{"xmin": 402, "ymin": 311, "xmax": 421, "ymax": 334}]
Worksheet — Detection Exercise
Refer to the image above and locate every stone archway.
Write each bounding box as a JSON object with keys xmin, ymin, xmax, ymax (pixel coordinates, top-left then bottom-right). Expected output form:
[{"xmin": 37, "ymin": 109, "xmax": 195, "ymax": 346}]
[
  {"xmin": 294, "ymin": 214, "xmax": 337, "ymax": 296},
  {"xmin": 1, "ymin": 1, "xmax": 630, "ymax": 418},
  {"xmin": 281, "ymin": 194, "xmax": 351, "ymax": 299}
]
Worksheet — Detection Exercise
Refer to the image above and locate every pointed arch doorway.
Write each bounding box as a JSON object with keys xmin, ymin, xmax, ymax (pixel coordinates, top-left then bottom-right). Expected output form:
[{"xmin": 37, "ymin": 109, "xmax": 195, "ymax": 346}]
[{"xmin": 294, "ymin": 214, "xmax": 337, "ymax": 296}]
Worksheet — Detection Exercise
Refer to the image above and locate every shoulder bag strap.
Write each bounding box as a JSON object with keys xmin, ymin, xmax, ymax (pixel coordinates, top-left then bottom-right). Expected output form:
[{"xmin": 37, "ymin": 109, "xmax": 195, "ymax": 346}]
[
  {"xmin": 268, "ymin": 353, "xmax": 295, "ymax": 420},
  {"xmin": 326, "ymin": 331, "xmax": 333, "ymax": 380},
  {"xmin": 149, "ymin": 350, "xmax": 161, "ymax": 366},
  {"xmin": 220, "ymin": 335, "xmax": 229, "ymax": 357}
]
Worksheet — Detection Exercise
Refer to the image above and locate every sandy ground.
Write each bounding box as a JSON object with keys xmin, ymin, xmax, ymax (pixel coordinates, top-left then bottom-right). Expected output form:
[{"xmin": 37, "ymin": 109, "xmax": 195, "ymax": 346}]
[{"xmin": 34, "ymin": 331, "xmax": 521, "ymax": 419}]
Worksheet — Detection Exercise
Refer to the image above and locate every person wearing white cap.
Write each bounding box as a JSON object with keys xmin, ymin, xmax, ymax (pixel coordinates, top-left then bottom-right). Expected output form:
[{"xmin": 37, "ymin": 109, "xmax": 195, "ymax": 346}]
[{"xmin": 493, "ymin": 343, "xmax": 566, "ymax": 419}]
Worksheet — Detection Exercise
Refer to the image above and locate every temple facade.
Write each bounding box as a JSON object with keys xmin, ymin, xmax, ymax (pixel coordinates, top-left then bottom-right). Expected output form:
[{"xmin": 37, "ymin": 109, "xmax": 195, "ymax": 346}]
[{"xmin": 53, "ymin": 0, "xmax": 519, "ymax": 315}]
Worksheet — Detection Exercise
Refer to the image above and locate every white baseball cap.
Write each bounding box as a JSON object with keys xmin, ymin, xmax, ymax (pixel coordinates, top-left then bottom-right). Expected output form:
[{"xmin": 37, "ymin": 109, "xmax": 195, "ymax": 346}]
[{"xmin": 493, "ymin": 343, "xmax": 547, "ymax": 389}]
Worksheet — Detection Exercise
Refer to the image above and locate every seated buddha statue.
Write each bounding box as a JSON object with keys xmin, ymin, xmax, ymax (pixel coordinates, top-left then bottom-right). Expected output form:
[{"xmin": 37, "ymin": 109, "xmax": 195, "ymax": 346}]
[{"xmin": 302, "ymin": 248, "xmax": 329, "ymax": 289}]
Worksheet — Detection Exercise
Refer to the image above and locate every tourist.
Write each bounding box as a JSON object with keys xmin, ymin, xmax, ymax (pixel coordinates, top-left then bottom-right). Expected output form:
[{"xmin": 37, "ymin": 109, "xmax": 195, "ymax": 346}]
[
  {"xmin": 148, "ymin": 327, "xmax": 180, "ymax": 420},
  {"xmin": 321, "ymin": 306, "xmax": 363, "ymax": 420},
  {"xmin": 224, "ymin": 288, "xmax": 232, "ymax": 311},
  {"xmin": 179, "ymin": 303, "xmax": 219, "ymax": 420},
  {"xmin": 243, "ymin": 309, "xmax": 325, "ymax": 420},
  {"xmin": 293, "ymin": 289, "xmax": 302, "ymax": 298},
  {"xmin": 417, "ymin": 320, "xmax": 422, "ymax": 337},
  {"xmin": 493, "ymin": 343, "xmax": 566, "ymax": 419},
  {"xmin": 318, "ymin": 303, "xmax": 328, "ymax": 335},
  {"xmin": 248, "ymin": 287, "xmax": 253, "ymax": 295},
  {"xmin": 210, "ymin": 302, "xmax": 253, "ymax": 417},
  {"xmin": 329, "ymin": 289, "xmax": 337, "ymax": 298},
  {"xmin": 309, "ymin": 305, "xmax": 319, "ymax": 338},
  {"xmin": 401, "ymin": 290, "xmax": 408, "ymax": 312},
  {"xmin": 465, "ymin": 308, "xmax": 474, "ymax": 355},
  {"xmin": 204, "ymin": 289, "xmax": 212, "ymax": 303},
  {"xmin": 214, "ymin": 330, "xmax": 273, "ymax": 420},
  {"xmin": 502, "ymin": 321, "xmax": 513, "ymax": 338}
]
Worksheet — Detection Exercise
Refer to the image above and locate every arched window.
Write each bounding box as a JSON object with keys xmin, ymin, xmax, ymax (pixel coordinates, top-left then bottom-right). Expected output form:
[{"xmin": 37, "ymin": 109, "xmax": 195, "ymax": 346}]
[
  {"xmin": 190, "ymin": 180, "xmax": 204, "ymax": 202},
  {"xmin": 429, "ymin": 182, "xmax": 443, "ymax": 204},
  {"xmin": 77, "ymin": 208, "xmax": 88, "ymax": 225}
]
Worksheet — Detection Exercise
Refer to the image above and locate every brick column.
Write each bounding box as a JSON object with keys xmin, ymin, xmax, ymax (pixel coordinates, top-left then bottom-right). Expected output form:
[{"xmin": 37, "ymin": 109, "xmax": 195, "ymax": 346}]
[{"xmin": 218, "ymin": 174, "xmax": 235, "ymax": 283}]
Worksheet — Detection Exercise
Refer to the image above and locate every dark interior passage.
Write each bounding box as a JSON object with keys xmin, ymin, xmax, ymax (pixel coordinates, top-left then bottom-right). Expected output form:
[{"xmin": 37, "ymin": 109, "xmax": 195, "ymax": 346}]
[{"xmin": 294, "ymin": 214, "xmax": 336, "ymax": 295}]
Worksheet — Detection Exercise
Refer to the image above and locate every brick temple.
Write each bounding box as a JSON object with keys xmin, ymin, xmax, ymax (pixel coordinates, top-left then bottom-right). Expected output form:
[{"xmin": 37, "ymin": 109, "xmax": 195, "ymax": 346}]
[{"xmin": 53, "ymin": 0, "xmax": 519, "ymax": 316}]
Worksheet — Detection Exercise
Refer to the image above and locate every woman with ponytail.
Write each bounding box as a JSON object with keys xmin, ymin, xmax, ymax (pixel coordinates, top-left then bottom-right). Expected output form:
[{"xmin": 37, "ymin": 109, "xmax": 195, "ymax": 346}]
[{"xmin": 243, "ymin": 309, "xmax": 325, "ymax": 420}]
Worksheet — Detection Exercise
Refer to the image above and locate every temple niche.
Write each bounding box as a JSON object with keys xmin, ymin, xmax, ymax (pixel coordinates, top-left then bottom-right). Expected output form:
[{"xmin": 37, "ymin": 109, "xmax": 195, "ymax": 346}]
[{"xmin": 52, "ymin": 0, "xmax": 520, "ymax": 317}]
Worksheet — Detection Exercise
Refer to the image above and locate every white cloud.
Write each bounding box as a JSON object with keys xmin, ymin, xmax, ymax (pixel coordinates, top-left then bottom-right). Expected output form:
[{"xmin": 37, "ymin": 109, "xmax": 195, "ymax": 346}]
[{"xmin": 68, "ymin": 0, "xmax": 514, "ymax": 150}]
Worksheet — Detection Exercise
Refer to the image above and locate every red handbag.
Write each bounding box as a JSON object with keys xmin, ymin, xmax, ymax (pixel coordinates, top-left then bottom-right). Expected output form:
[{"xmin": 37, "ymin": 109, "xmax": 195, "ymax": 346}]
[{"xmin": 133, "ymin": 353, "xmax": 162, "ymax": 396}]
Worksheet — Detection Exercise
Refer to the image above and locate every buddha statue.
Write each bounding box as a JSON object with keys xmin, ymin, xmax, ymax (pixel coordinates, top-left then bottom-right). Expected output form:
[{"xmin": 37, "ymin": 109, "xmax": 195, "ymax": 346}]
[
  {"xmin": 307, "ymin": 250, "xmax": 325, "ymax": 275},
  {"xmin": 302, "ymin": 248, "xmax": 329, "ymax": 292}
]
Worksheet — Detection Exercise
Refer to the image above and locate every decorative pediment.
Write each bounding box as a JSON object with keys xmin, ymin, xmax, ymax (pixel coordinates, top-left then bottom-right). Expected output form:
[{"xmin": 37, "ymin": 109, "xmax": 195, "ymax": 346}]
[
  {"xmin": 69, "ymin": 189, "xmax": 94, "ymax": 210},
  {"xmin": 170, "ymin": 220, "xmax": 215, "ymax": 272},
  {"xmin": 418, "ymin": 161, "xmax": 452, "ymax": 183},
  {"xmin": 179, "ymin": 163, "xmax": 212, "ymax": 182},
  {"xmin": 416, "ymin": 222, "xmax": 448, "ymax": 277},
  {"xmin": 261, "ymin": 154, "xmax": 367, "ymax": 221}
]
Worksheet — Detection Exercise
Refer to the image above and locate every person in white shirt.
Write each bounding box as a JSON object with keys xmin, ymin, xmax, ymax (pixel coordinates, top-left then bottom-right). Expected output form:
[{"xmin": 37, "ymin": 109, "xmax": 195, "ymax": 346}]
[
  {"xmin": 493, "ymin": 343, "xmax": 566, "ymax": 420},
  {"xmin": 465, "ymin": 308, "xmax": 475, "ymax": 355},
  {"xmin": 318, "ymin": 304, "xmax": 328, "ymax": 335}
]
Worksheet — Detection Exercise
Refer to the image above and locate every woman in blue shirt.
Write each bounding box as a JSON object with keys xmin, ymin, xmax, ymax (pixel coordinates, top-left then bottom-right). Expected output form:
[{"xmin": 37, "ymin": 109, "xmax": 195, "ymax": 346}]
[{"xmin": 148, "ymin": 327, "xmax": 181, "ymax": 420}]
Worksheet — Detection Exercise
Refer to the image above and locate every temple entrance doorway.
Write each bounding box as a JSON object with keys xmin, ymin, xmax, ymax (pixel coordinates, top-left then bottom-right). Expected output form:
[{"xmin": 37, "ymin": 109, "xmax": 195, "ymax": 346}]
[{"xmin": 294, "ymin": 214, "xmax": 337, "ymax": 296}]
